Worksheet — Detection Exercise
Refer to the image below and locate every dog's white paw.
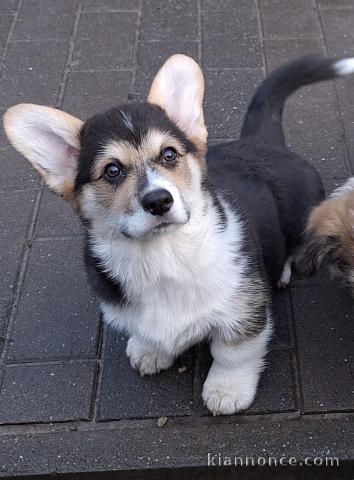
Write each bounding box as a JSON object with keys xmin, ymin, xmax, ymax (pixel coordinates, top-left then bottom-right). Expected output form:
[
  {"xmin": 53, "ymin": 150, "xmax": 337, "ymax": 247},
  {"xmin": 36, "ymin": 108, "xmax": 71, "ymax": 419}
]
[
  {"xmin": 202, "ymin": 368, "xmax": 258, "ymax": 415},
  {"xmin": 126, "ymin": 336, "xmax": 174, "ymax": 376},
  {"xmin": 277, "ymin": 256, "xmax": 293, "ymax": 289}
]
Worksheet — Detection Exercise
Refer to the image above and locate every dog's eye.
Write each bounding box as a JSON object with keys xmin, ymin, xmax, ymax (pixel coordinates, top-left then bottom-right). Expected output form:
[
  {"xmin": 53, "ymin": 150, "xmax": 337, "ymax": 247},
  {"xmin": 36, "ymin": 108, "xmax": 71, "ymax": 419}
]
[
  {"xmin": 161, "ymin": 147, "xmax": 177, "ymax": 163},
  {"xmin": 104, "ymin": 163, "xmax": 123, "ymax": 180}
]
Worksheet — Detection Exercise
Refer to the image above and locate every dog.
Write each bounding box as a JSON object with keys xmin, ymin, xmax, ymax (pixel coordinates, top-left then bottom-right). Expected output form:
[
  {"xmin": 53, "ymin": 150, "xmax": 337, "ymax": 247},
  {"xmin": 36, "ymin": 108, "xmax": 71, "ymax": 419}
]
[
  {"xmin": 3, "ymin": 55, "xmax": 353, "ymax": 415},
  {"xmin": 295, "ymin": 176, "xmax": 354, "ymax": 294}
]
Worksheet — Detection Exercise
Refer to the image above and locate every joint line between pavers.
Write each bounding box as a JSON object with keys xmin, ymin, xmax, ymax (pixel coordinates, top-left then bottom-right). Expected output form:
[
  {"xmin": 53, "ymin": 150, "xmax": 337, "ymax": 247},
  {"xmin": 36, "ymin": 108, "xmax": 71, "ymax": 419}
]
[
  {"xmin": 130, "ymin": 0, "xmax": 142, "ymax": 100},
  {"xmin": 287, "ymin": 287, "xmax": 305, "ymax": 414},
  {"xmin": 0, "ymin": 0, "xmax": 84, "ymax": 362},
  {"xmin": 197, "ymin": 0, "xmax": 202, "ymax": 65},
  {"xmin": 0, "ymin": 0, "xmax": 24, "ymax": 81},
  {"xmin": 255, "ymin": 0, "xmax": 267, "ymax": 78},
  {"xmin": 0, "ymin": 184, "xmax": 44, "ymax": 363},
  {"xmin": 56, "ymin": 0, "xmax": 83, "ymax": 109}
]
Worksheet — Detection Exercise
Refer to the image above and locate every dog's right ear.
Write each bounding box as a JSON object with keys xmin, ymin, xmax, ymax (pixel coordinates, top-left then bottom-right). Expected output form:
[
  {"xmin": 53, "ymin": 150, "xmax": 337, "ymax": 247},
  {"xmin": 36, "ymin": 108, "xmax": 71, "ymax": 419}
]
[{"xmin": 3, "ymin": 104, "xmax": 83, "ymax": 201}]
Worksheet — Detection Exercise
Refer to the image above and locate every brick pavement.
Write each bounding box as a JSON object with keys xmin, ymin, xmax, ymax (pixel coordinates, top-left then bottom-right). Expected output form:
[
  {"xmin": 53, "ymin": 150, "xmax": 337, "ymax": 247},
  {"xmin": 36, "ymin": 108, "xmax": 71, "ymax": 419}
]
[{"xmin": 0, "ymin": 1, "xmax": 353, "ymax": 478}]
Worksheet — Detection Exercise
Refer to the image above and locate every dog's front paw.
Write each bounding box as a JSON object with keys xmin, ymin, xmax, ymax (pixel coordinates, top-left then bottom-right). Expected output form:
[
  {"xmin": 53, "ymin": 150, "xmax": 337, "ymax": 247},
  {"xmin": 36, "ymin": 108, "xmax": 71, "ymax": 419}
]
[
  {"xmin": 202, "ymin": 367, "xmax": 258, "ymax": 415},
  {"xmin": 126, "ymin": 336, "xmax": 174, "ymax": 376}
]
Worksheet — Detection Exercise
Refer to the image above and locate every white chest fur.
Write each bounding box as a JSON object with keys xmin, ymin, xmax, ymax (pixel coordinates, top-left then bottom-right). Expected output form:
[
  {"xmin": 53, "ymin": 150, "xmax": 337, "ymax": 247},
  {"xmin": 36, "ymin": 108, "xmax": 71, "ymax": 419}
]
[{"xmin": 92, "ymin": 201, "xmax": 248, "ymax": 354}]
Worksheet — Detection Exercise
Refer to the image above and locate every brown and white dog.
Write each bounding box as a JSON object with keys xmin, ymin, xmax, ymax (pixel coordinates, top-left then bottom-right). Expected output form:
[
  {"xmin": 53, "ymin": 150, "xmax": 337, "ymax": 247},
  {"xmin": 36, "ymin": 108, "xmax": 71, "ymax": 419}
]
[
  {"xmin": 296, "ymin": 177, "xmax": 354, "ymax": 294},
  {"xmin": 3, "ymin": 55, "xmax": 354, "ymax": 415}
]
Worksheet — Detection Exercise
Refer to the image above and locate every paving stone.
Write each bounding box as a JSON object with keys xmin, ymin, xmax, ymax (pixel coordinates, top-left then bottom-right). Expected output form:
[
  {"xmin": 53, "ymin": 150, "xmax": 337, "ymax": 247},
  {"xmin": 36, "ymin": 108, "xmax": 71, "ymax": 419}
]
[
  {"xmin": 134, "ymin": 40, "xmax": 198, "ymax": 100},
  {"xmin": 0, "ymin": 361, "xmax": 96, "ymax": 424},
  {"xmin": 0, "ymin": 296, "xmax": 11, "ymax": 338},
  {"xmin": 264, "ymin": 37, "xmax": 348, "ymax": 192},
  {"xmin": 72, "ymin": 12, "xmax": 137, "ymax": 71},
  {"xmin": 260, "ymin": 0, "xmax": 321, "ymax": 39},
  {"xmin": 271, "ymin": 289, "xmax": 292, "ymax": 348},
  {"xmin": 13, "ymin": 0, "xmax": 77, "ymax": 41},
  {"xmin": 1, "ymin": 0, "xmax": 19, "ymax": 15},
  {"xmin": 62, "ymin": 69, "xmax": 132, "ymax": 120},
  {"xmin": 292, "ymin": 282, "xmax": 354, "ymax": 413},
  {"xmin": 0, "ymin": 189, "xmax": 36, "ymax": 301},
  {"xmin": 34, "ymin": 188, "xmax": 83, "ymax": 238},
  {"xmin": 7, "ymin": 238, "xmax": 100, "ymax": 362},
  {"xmin": 321, "ymin": 7, "xmax": 354, "ymax": 57},
  {"xmin": 284, "ymin": 82, "xmax": 348, "ymax": 193},
  {"xmin": 83, "ymin": 0, "xmax": 139, "ymax": 10},
  {"xmin": 264, "ymin": 38, "xmax": 325, "ymax": 72},
  {"xmin": 317, "ymin": 0, "xmax": 354, "ymax": 8},
  {"xmin": 202, "ymin": 0, "xmax": 262, "ymax": 68},
  {"xmin": 0, "ymin": 15, "xmax": 13, "ymax": 51},
  {"xmin": 0, "ymin": 40, "xmax": 69, "ymax": 109},
  {"xmin": 0, "ymin": 416, "xmax": 353, "ymax": 477},
  {"xmin": 97, "ymin": 327, "xmax": 194, "ymax": 420},
  {"xmin": 204, "ymin": 68, "xmax": 263, "ymax": 138},
  {"xmin": 320, "ymin": 8, "xmax": 354, "ymax": 172},
  {"xmin": 140, "ymin": 0, "xmax": 198, "ymax": 41},
  {"xmin": 196, "ymin": 345, "xmax": 296, "ymax": 415},
  {"xmin": 0, "ymin": 113, "xmax": 39, "ymax": 191}
]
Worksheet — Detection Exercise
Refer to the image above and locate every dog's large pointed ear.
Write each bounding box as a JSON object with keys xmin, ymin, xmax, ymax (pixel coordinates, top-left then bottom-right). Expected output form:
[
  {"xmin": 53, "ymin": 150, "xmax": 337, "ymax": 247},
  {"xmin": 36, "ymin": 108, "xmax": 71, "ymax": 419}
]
[
  {"xmin": 148, "ymin": 54, "xmax": 207, "ymax": 144},
  {"xmin": 3, "ymin": 104, "xmax": 83, "ymax": 200}
]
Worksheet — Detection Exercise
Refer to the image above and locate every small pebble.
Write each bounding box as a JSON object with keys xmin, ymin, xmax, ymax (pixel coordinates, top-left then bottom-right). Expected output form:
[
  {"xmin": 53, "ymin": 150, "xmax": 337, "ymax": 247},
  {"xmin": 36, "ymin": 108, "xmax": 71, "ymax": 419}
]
[
  {"xmin": 157, "ymin": 416, "xmax": 168, "ymax": 427},
  {"xmin": 178, "ymin": 366, "xmax": 187, "ymax": 373}
]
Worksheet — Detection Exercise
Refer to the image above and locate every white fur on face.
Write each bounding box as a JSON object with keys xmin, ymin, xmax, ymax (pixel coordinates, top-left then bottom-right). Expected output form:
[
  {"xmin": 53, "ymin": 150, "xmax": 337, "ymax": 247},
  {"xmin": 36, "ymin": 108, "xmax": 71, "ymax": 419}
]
[{"xmin": 119, "ymin": 168, "xmax": 191, "ymax": 239}]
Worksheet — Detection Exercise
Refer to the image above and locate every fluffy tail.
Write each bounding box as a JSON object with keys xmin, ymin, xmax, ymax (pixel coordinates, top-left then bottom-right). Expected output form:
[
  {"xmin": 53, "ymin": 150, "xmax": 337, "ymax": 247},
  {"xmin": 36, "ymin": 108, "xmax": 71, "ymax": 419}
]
[{"xmin": 240, "ymin": 56, "xmax": 354, "ymax": 144}]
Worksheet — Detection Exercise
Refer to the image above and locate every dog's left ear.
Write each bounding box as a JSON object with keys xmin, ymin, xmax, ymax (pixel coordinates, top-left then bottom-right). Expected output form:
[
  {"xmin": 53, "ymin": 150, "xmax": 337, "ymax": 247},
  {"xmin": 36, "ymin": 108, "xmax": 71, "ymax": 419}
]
[{"xmin": 148, "ymin": 54, "xmax": 207, "ymax": 144}]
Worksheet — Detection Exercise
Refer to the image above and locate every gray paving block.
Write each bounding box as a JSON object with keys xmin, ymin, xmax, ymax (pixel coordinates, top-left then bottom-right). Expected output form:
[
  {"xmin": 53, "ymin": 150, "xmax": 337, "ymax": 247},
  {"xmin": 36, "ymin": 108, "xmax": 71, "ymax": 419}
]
[
  {"xmin": 203, "ymin": 36, "xmax": 262, "ymax": 70},
  {"xmin": 283, "ymin": 82, "xmax": 348, "ymax": 192},
  {"xmin": 13, "ymin": 0, "xmax": 77, "ymax": 41},
  {"xmin": 0, "ymin": 361, "xmax": 96, "ymax": 424},
  {"xmin": 1, "ymin": 0, "xmax": 19, "ymax": 15},
  {"xmin": 204, "ymin": 68, "xmax": 263, "ymax": 138},
  {"xmin": 260, "ymin": 0, "xmax": 321, "ymax": 39},
  {"xmin": 140, "ymin": 0, "xmax": 198, "ymax": 41},
  {"xmin": 72, "ymin": 12, "xmax": 137, "ymax": 71},
  {"xmin": 97, "ymin": 327, "xmax": 194, "ymax": 420},
  {"xmin": 271, "ymin": 289, "xmax": 292, "ymax": 348},
  {"xmin": 321, "ymin": 7, "xmax": 354, "ymax": 57},
  {"xmin": 202, "ymin": 0, "xmax": 262, "ymax": 68},
  {"xmin": 83, "ymin": 0, "xmax": 139, "ymax": 10},
  {"xmin": 0, "ymin": 189, "xmax": 36, "ymax": 300},
  {"xmin": 320, "ymin": 8, "xmax": 354, "ymax": 171},
  {"xmin": 0, "ymin": 40, "xmax": 69, "ymax": 109},
  {"xmin": 0, "ymin": 15, "xmax": 13, "ymax": 51},
  {"xmin": 134, "ymin": 40, "xmax": 198, "ymax": 100},
  {"xmin": 0, "ymin": 295, "xmax": 11, "ymax": 338},
  {"xmin": 264, "ymin": 37, "xmax": 347, "ymax": 192},
  {"xmin": 7, "ymin": 238, "xmax": 100, "ymax": 362},
  {"xmin": 62, "ymin": 69, "xmax": 132, "ymax": 120},
  {"xmin": 35, "ymin": 188, "xmax": 83, "ymax": 238},
  {"xmin": 0, "ymin": 416, "xmax": 353, "ymax": 477},
  {"xmin": 0, "ymin": 114, "xmax": 39, "ymax": 190},
  {"xmin": 292, "ymin": 282, "xmax": 354, "ymax": 413},
  {"xmin": 196, "ymin": 345, "xmax": 296, "ymax": 415},
  {"xmin": 264, "ymin": 38, "xmax": 325, "ymax": 72},
  {"xmin": 317, "ymin": 0, "xmax": 354, "ymax": 8}
]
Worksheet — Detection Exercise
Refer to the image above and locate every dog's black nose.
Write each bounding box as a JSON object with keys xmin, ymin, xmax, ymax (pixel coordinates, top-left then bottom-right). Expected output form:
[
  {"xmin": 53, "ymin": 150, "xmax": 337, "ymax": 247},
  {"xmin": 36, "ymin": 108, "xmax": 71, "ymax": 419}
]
[{"xmin": 142, "ymin": 189, "xmax": 174, "ymax": 216}]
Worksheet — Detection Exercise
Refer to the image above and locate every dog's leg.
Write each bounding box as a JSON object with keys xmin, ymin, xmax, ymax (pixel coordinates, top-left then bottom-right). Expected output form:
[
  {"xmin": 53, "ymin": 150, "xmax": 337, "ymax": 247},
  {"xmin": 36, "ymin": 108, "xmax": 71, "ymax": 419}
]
[
  {"xmin": 277, "ymin": 255, "xmax": 293, "ymax": 288},
  {"xmin": 126, "ymin": 335, "xmax": 175, "ymax": 376},
  {"xmin": 202, "ymin": 319, "xmax": 271, "ymax": 415}
]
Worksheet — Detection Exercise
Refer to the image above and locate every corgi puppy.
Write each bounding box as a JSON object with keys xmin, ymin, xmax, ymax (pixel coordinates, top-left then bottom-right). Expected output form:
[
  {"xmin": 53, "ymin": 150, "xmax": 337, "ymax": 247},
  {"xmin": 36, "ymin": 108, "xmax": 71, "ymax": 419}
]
[
  {"xmin": 3, "ymin": 55, "xmax": 353, "ymax": 415},
  {"xmin": 296, "ymin": 177, "xmax": 354, "ymax": 294}
]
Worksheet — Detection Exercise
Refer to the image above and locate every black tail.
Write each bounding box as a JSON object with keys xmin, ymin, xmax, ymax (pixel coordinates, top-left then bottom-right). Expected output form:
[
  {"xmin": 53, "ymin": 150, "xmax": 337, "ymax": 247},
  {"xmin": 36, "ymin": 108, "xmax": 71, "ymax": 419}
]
[{"xmin": 240, "ymin": 56, "xmax": 352, "ymax": 144}]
